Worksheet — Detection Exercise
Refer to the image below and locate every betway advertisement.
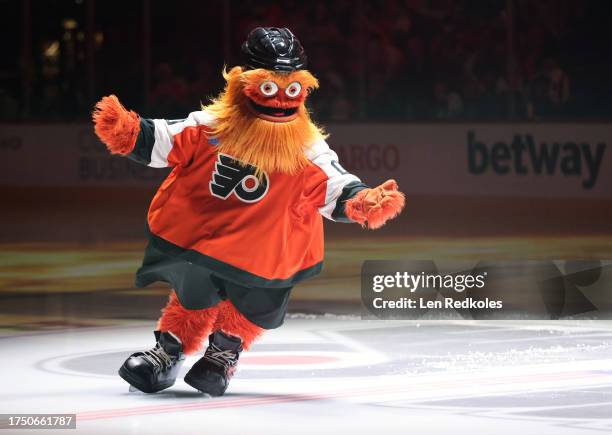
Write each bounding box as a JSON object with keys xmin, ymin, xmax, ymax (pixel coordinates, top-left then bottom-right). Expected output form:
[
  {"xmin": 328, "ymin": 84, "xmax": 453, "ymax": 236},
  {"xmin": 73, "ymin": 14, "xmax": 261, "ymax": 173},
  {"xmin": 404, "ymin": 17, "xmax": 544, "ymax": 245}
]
[
  {"xmin": 1, "ymin": 123, "xmax": 610, "ymax": 198},
  {"xmin": 330, "ymin": 123, "xmax": 610, "ymax": 198}
]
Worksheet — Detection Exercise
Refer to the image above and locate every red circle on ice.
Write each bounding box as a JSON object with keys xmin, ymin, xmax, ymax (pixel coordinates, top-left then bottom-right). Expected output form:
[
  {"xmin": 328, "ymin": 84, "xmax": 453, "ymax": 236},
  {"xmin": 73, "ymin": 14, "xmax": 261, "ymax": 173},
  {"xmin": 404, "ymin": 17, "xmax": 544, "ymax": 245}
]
[{"xmin": 241, "ymin": 355, "xmax": 339, "ymax": 365}]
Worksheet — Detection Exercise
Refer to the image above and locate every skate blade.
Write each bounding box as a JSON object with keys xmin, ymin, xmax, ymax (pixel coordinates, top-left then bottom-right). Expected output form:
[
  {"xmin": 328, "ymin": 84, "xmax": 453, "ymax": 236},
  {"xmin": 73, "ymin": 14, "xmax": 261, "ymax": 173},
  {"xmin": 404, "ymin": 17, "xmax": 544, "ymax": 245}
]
[
  {"xmin": 184, "ymin": 373, "xmax": 227, "ymax": 397},
  {"xmin": 118, "ymin": 366, "xmax": 174, "ymax": 394}
]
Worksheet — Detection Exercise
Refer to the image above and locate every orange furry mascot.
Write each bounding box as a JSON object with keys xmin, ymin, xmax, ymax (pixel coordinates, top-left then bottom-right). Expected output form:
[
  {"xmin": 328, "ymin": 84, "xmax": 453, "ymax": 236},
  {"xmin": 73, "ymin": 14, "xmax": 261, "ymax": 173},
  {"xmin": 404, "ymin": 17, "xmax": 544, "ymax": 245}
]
[{"xmin": 93, "ymin": 27, "xmax": 404, "ymax": 396}]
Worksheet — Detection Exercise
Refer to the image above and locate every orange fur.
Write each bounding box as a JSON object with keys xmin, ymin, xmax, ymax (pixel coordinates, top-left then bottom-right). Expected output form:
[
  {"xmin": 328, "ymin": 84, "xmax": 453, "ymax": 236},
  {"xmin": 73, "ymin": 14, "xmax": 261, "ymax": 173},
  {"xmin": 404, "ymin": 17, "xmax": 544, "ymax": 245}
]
[
  {"xmin": 214, "ymin": 300, "xmax": 263, "ymax": 350},
  {"xmin": 204, "ymin": 67, "xmax": 326, "ymax": 178},
  {"xmin": 92, "ymin": 95, "xmax": 140, "ymax": 155},
  {"xmin": 345, "ymin": 179, "xmax": 405, "ymax": 229},
  {"xmin": 157, "ymin": 291, "xmax": 219, "ymax": 355},
  {"xmin": 241, "ymin": 68, "xmax": 318, "ymax": 108}
]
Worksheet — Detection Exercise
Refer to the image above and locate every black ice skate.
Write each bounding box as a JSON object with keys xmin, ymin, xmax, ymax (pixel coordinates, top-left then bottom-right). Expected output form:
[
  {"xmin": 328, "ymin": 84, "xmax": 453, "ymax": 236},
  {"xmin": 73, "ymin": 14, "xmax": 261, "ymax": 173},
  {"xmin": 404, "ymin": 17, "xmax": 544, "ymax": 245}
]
[
  {"xmin": 119, "ymin": 330, "xmax": 185, "ymax": 393},
  {"xmin": 184, "ymin": 331, "xmax": 242, "ymax": 396}
]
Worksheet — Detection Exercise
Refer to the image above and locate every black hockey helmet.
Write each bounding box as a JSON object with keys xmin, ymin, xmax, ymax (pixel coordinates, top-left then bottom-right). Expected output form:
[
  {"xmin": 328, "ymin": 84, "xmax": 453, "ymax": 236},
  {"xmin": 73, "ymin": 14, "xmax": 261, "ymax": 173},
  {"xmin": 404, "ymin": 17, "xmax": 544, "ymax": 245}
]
[{"xmin": 241, "ymin": 27, "xmax": 307, "ymax": 72}]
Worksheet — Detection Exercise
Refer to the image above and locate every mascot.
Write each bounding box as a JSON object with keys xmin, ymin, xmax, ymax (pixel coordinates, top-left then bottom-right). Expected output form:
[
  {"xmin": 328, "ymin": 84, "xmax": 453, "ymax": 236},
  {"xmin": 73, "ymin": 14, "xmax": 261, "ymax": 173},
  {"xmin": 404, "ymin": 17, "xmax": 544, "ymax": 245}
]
[{"xmin": 92, "ymin": 27, "xmax": 404, "ymax": 396}]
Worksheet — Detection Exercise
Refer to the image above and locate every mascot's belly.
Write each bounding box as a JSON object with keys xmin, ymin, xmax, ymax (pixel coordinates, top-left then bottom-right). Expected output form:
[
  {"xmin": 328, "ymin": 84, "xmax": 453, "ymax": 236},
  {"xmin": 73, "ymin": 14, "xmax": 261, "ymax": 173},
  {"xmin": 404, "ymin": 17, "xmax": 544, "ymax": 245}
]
[{"xmin": 146, "ymin": 144, "xmax": 327, "ymax": 286}]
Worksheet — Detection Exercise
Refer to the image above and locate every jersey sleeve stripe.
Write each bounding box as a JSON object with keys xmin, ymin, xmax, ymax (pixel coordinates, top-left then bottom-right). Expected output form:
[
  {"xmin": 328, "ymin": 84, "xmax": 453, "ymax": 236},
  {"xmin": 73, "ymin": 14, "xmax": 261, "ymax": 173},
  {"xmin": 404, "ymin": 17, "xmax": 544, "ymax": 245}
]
[
  {"xmin": 149, "ymin": 118, "xmax": 175, "ymax": 167},
  {"xmin": 307, "ymin": 139, "xmax": 363, "ymax": 221},
  {"xmin": 331, "ymin": 180, "xmax": 368, "ymax": 222},
  {"xmin": 127, "ymin": 118, "xmax": 156, "ymax": 165},
  {"xmin": 124, "ymin": 111, "xmax": 214, "ymax": 168}
]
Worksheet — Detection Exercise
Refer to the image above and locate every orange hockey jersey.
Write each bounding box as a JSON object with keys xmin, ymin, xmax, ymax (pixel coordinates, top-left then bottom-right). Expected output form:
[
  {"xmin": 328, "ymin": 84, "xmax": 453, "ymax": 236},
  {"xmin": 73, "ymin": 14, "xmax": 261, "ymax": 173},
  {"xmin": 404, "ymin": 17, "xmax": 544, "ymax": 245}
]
[{"xmin": 127, "ymin": 111, "xmax": 366, "ymax": 288}]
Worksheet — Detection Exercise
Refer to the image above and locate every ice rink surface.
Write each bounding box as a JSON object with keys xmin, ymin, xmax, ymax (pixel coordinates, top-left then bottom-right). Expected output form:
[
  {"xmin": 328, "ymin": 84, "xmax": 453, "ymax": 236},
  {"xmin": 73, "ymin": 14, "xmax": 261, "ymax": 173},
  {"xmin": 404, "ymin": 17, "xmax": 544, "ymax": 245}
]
[
  {"xmin": 1, "ymin": 317, "xmax": 611, "ymax": 435},
  {"xmin": 1, "ymin": 234, "xmax": 611, "ymax": 434}
]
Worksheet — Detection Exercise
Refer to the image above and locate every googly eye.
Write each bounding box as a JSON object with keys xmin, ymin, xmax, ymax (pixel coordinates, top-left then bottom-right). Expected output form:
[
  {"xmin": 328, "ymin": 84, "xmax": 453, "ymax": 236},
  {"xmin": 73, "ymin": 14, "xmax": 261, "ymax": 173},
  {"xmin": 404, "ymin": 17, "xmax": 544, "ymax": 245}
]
[
  {"xmin": 285, "ymin": 81, "xmax": 302, "ymax": 98},
  {"xmin": 259, "ymin": 81, "xmax": 278, "ymax": 97}
]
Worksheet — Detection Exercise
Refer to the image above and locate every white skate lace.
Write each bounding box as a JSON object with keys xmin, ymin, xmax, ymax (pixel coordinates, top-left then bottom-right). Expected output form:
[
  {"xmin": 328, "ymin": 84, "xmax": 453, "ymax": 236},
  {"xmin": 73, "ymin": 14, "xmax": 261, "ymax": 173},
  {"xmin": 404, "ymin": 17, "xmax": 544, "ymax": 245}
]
[
  {"xmin": 203, "ymin": 343, "xmax": 239, "ymax": 368},
  {"xmin": 140, "ymin": 345, "xmax": 174, "ymax": 371}
]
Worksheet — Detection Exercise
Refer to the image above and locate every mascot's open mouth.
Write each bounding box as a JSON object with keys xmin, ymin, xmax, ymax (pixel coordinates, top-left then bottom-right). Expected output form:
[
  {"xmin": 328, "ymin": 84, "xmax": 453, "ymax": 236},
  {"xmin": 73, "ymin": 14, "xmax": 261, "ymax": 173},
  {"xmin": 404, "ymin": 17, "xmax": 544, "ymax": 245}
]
[{"xmin": 248, "ymin": 99, "xmax": 298, "ymax": 122}]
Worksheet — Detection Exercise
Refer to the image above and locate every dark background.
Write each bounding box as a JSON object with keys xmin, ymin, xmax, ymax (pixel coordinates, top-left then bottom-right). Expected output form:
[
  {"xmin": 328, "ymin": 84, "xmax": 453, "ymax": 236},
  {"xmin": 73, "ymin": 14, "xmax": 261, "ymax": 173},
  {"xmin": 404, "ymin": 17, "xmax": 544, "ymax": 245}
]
[{"xmin": 2, "ymin": 0, "xmax": 612, "ymax": 123}]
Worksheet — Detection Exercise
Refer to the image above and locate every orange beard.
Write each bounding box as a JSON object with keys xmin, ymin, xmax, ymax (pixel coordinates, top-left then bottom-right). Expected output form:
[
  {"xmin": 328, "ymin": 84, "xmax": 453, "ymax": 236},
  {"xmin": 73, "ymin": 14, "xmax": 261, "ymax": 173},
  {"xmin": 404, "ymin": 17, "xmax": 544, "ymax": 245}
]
[{"xmin": 203, "ymin": 67, "xmax": 326, "ymax": 178}]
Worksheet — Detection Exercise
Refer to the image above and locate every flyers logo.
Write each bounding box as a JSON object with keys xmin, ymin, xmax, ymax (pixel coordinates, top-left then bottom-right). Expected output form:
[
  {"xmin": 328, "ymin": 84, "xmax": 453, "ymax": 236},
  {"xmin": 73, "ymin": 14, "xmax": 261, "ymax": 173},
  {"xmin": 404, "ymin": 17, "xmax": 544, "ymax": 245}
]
[{"xmin": 209, "ymin": 153, "xmax": 269, "ymax": 203}]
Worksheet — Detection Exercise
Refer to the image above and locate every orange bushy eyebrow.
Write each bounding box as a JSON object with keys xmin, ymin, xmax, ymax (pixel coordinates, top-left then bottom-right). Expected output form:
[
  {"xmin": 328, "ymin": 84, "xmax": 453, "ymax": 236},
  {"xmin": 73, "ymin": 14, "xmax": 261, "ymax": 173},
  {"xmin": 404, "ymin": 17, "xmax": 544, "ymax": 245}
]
[{"xmin": 240, "ymin": 69, "xmax": 319, "ymax": 92}]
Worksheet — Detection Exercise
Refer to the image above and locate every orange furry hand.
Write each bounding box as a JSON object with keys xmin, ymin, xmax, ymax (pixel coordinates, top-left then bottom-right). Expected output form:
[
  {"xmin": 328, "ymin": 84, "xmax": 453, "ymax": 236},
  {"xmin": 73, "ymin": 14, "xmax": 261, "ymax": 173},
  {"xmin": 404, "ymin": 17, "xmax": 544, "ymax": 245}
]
[
  {"xmin": 92, "ymin": 95, "xmax": 140, "ymax": 155},
  {"xmin": 345, "ymin": 179, "xmax": 405, "ymax": 229}
]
